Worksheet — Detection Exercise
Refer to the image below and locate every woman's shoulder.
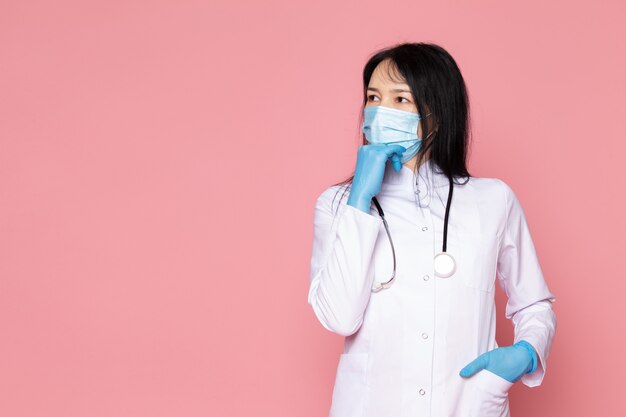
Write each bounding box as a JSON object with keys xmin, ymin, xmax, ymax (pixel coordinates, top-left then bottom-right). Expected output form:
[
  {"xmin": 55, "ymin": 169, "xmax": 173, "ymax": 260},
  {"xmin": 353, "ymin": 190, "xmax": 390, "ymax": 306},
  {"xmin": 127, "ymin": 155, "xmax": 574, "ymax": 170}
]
[
  {"xmin": 465, "ymin": 174, "xmax": 514, "ymax": 194},
  {"xmin": 465, "ymin": 175, "xmax": 521, "ymax": 213},
  {"xmin": 314, "ymin": 183, "xmax": 351, "ymax": 212}
]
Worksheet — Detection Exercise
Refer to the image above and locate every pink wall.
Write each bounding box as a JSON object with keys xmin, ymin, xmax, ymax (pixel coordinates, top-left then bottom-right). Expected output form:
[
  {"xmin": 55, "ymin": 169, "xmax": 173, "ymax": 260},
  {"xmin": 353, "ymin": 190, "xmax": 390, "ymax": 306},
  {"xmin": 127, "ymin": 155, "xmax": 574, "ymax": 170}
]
[{"xmin": 1, "ymin": 0, "xmax": 624, "ymax": 416}]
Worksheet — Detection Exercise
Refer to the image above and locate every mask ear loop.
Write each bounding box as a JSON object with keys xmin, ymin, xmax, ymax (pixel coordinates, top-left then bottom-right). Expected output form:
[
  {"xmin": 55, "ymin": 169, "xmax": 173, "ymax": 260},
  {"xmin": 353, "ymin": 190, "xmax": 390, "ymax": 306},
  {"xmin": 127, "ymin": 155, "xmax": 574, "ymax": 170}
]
[{"xmin": 413, "ymin": 128, "xmax": 437, "ymax": 209}]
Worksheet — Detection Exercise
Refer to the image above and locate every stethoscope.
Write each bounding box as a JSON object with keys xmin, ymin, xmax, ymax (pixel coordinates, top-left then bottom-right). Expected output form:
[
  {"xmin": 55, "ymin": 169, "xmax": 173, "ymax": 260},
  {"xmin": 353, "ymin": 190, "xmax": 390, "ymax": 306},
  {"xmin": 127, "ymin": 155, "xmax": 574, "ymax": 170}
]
[{"xmin": 370, "ymin": 174, "xmax": 456, "ymax": 292}]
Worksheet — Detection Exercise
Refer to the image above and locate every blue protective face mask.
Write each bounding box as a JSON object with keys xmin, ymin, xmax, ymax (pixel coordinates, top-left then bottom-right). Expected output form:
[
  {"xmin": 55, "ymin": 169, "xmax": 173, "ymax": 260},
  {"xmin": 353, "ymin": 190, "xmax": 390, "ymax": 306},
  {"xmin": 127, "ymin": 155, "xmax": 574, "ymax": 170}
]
[{"xmin": 361, "ymin": 105, "xmax": 430, "ymax": 163}]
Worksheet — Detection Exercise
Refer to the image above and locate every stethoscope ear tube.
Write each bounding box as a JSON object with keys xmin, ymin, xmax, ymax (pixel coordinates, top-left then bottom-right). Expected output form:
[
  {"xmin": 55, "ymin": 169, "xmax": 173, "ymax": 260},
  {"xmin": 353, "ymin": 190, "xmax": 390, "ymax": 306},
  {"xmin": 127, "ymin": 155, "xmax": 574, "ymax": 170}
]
[{"xmin": 442, "ymin": 175, "xmax": 453, "ymax": 253}]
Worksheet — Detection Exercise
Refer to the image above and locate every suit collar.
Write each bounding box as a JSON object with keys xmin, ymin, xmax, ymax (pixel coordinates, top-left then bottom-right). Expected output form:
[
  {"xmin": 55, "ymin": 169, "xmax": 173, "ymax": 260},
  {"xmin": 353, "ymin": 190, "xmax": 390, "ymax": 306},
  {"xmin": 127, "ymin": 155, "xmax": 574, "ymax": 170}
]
[
  {"xmin": 382, "ymin": 158, "xmax": 451, "ymax": 188},
  {"xmin": 378, "ymin": 158, "xmax": 453, "ymax": 206}
]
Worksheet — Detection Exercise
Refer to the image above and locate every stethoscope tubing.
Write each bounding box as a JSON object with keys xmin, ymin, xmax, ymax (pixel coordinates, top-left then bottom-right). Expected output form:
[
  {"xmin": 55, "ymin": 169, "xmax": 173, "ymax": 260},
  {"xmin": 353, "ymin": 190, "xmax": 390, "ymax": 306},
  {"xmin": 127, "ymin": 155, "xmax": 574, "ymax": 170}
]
[
  {"xmin": 371, "ymin": 174, "xmax": 454, "ymax": 292},
  {"xmin": 371, "ymin": 197, "xmax": 397, "ymax": 291}
]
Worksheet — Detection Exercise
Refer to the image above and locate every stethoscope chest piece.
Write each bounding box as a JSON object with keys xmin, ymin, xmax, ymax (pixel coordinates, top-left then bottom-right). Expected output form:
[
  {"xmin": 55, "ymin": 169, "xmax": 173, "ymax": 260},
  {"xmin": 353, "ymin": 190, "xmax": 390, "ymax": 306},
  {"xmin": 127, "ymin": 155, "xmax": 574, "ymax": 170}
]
[{"xmin": 434, "ymin": 251, "xmax": 456, "ymax": 278}]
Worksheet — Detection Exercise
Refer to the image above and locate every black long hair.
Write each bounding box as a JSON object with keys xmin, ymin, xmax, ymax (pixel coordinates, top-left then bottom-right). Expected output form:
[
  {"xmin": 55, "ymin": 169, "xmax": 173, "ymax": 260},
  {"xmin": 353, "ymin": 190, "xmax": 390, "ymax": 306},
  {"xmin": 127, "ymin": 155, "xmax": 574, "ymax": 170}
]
[{"xmin": 330, "ymin": 42, "xmax": 473, "ymax": 213}]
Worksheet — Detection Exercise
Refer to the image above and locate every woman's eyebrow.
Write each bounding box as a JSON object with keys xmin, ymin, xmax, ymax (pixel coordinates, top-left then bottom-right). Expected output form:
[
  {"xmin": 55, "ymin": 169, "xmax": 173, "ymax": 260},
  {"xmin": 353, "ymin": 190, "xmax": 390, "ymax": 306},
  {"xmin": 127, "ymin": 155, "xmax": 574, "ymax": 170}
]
[{"xmin": 367, "ymin": 87, "xmax": 412, "ymax": 93}]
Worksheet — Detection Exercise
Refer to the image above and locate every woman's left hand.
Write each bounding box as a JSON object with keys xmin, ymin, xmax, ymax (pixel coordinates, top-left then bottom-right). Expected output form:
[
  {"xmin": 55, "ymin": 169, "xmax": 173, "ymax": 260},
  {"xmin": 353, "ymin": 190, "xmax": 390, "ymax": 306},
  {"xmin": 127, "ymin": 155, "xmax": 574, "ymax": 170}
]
[{"xmin": 458, "ymin": 340, "xmax": 538, "ymax": 383}]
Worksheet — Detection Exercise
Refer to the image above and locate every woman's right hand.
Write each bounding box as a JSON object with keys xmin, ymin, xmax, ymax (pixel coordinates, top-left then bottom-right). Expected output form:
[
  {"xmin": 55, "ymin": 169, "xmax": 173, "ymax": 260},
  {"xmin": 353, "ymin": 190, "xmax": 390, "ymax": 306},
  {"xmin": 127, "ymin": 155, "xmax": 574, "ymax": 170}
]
[{"xmin": 347, "ymin": 144, "xmax": 406, "ymax": 213}]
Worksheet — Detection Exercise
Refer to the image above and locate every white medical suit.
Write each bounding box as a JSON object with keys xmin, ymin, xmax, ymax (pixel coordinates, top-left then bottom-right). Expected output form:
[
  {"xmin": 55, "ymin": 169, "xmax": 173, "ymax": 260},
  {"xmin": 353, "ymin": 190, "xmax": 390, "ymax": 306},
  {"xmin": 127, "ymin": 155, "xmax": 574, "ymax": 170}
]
[{"xmin": 308, "ymin": 159, "xmax": 557, "ymax": 417}]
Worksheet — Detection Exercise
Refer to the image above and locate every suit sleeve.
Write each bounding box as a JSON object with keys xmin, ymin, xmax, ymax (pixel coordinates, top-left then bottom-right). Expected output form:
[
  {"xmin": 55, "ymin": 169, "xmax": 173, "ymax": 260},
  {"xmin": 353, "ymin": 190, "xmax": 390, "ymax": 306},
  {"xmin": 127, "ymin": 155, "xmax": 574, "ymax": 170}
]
[
  {"xmin": 496, "ymin": 180, "xmax": 558, "ymax": 388},
  {"xmin": 307, "ymin": 186, "xmax": 382, "ymax": 336}
]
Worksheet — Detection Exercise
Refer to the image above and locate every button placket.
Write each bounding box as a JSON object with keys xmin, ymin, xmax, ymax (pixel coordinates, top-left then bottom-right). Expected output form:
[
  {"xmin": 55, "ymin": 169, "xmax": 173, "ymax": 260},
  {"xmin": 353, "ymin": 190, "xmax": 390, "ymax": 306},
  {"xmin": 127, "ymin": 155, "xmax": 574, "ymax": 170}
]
[{"xmin": 413, "ymin": 209, "xmax": 433, "ymax": 408}]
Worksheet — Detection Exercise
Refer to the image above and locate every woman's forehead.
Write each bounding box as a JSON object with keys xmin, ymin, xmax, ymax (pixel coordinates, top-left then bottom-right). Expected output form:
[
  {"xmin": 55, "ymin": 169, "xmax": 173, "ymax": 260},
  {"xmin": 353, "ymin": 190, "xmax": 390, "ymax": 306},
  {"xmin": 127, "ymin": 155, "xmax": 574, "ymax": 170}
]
[{"xmin": 371, "ymin": 60, "xmax": 407, "ymax": 86}]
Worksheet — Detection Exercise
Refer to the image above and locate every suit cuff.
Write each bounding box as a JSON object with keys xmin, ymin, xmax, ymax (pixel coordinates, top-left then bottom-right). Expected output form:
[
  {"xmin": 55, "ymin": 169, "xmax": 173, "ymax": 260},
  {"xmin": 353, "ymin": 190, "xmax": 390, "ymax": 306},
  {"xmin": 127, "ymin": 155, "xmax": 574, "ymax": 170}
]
[{"xmin": 514, "ymin": 333, "xmax": 548, "ymax": 387}]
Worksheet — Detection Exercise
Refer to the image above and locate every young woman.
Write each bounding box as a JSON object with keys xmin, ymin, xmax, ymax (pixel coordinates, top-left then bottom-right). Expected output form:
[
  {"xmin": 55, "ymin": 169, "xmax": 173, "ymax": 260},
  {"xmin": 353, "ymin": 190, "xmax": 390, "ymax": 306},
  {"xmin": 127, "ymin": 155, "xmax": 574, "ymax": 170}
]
[{"xmin": 307, "ymin": 42, "xmax": 557, "ymax": 417}]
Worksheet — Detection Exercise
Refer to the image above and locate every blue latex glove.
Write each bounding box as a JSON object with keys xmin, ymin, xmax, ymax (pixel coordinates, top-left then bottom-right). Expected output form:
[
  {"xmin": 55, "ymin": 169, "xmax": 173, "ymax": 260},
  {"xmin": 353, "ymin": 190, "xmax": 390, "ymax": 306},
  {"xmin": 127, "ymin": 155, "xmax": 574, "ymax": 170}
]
[
  {"xmin": 347, "ymin": 143, "xmax": 406, "ymax": 213},
  {"xmin": 459, "ymin": 340, "xmax": 538, "ymax": 383}
]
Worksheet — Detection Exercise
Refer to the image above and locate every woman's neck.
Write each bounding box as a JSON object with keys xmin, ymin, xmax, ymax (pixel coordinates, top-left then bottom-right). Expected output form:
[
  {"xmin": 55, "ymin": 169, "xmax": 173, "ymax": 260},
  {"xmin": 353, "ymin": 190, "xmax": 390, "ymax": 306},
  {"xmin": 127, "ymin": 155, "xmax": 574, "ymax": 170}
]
[{"xmin": 403, "ymin": 153, "xmax": 431, "ymax": 173}]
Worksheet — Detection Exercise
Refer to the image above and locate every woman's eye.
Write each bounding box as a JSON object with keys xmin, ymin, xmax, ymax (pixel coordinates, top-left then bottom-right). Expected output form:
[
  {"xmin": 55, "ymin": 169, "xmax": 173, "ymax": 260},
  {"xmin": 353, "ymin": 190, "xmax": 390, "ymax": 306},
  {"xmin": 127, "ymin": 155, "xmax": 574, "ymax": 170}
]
[{"xmin": 366, "ymin": 95, "xmax": 410, "ymax": 103}]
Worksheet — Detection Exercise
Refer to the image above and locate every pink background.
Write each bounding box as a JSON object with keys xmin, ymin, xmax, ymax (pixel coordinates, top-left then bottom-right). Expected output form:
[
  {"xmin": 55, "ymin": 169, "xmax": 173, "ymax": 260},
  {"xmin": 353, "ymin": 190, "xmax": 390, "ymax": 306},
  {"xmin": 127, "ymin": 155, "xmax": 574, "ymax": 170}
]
[{"xmin": 1, "ymin": 0, "xmax": 624, "ymax": 416}]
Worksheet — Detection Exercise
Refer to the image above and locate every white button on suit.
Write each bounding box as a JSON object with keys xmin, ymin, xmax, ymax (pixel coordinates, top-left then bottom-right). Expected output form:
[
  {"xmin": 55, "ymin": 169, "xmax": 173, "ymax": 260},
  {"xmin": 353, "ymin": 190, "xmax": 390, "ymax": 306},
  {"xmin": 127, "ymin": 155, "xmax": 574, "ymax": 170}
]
[{"xmin": 308, "ymin": 159, "xmax": 557, "ymax": 417}]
